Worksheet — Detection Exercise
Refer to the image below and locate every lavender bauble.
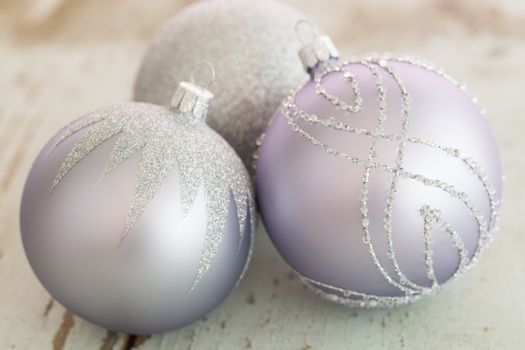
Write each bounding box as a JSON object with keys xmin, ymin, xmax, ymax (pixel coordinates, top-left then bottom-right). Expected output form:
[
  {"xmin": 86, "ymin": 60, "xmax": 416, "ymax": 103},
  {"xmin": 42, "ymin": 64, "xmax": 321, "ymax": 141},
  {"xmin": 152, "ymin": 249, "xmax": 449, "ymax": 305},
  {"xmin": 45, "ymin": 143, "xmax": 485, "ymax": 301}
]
[
  {"xmin": 20, "ymin": 83, "xmax": 255, "ymax": 333},
  {"xmin": 256, "ymin": 53, "xmax": 502, "ymax": 307},
  {"xmin": 134, "ymin": 0, "xmax": 309, "ymax": 172}
]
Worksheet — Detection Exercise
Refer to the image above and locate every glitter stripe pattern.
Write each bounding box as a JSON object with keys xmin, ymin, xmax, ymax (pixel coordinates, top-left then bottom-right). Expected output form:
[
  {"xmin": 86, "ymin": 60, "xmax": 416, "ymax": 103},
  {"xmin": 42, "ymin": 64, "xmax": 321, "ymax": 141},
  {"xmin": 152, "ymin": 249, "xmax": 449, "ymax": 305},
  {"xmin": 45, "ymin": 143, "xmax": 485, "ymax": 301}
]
[{"xmin": 48, "ymin": 102, "xmax": 255, "ymax": 291}]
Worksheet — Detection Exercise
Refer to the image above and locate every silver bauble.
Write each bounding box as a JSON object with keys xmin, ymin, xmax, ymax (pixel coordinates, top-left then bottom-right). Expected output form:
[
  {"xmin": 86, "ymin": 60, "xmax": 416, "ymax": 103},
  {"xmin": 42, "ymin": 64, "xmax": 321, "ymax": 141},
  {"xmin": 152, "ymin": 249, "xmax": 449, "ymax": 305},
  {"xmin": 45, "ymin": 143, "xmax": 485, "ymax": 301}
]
[
  {"xmin": 134, "ymin": 0, "xmax": 308, "ymax": 171},
  {"xmin": 256, "ymin": 44, "xmax": 502, "ymax": 307},
  {"xmin": 20, "ymin": 83, "xmax": 255, "ymax": 334}
]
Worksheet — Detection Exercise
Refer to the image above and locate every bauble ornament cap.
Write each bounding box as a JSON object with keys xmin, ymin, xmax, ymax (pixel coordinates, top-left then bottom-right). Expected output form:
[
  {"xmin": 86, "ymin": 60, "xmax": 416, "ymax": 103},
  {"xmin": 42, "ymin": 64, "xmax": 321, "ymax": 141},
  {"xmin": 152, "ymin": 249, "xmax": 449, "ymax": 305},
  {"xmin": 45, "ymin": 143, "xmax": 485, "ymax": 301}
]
[
  {"xmin": 171, "ymin": 62, "xmax": 215, "ymax": 122},
  {"xmin": 296, "ymin": 20, "xmax": 339, "ymax": 71}
]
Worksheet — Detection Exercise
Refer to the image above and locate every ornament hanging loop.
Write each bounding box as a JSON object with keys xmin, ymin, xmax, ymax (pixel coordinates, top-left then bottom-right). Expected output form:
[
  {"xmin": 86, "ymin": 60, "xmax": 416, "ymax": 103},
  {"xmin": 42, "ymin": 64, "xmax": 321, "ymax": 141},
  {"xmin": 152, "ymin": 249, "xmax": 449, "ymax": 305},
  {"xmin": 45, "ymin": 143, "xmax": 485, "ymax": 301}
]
[
  {"xmin": 190, "ymin": 60, "xmax": 215, "ymax": 89},
  {"xmin": 295, "ymin": 19, "xmax": 318, "ymax": 45}
]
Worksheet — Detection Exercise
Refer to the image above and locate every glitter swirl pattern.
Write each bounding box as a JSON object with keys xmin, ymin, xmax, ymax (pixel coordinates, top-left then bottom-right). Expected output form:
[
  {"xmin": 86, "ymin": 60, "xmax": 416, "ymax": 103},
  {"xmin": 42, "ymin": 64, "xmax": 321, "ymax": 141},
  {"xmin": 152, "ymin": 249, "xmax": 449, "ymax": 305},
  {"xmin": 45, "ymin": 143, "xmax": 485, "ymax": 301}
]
[
  {"xmin": 48, "ymin": 102, "xmax": 255, "ymax": 290},
  {"xmin": 273, "ymin": 56, "xmax": 501, "ymax": 308}
]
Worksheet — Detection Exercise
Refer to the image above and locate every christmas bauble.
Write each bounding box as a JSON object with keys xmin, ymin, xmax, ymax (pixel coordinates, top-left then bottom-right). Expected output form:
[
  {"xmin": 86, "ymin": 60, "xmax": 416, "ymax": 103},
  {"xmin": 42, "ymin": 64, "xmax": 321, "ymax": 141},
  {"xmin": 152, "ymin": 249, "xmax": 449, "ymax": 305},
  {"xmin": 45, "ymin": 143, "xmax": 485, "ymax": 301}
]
[
  {"xmin": 256, "ymin": 41, "xmax": 502, "ymax": 307},
  {"xmin": 134, "ymin": 0, "xmax": 308, "ymax": 172},
  {"xmin": 20, "ymin": 82, "xmax": 255, "ymax": 333}
]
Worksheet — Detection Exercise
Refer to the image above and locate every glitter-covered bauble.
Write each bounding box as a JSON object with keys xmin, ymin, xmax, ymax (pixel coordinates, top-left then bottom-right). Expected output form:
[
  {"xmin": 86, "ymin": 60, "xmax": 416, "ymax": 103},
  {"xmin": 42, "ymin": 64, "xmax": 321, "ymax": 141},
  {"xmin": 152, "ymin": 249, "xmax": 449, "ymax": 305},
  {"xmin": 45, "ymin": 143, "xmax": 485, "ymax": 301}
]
[
  {"xmin": 134, "ymin": 0, "xmax": 308, "ymax": 172},
  {"xmin": 256, "ymin": 36, "xmax": 502, "ymax": 307},
  {"xmin": 20, "ymin": 82, "xmax": 255, "ymax": 334}
]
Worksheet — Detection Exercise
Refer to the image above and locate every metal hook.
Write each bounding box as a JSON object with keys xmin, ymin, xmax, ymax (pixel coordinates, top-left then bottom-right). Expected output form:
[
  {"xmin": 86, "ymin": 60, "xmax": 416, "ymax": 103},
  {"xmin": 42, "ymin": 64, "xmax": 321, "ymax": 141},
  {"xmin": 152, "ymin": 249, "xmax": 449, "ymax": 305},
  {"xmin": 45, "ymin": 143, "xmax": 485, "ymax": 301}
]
[
  {"xmin": 190, "ymin": 60, "xmax": 215, "ymax": 89},
  {"xmin": 295, "ymin": 19, "xmax": 317, "ymax": 45}
]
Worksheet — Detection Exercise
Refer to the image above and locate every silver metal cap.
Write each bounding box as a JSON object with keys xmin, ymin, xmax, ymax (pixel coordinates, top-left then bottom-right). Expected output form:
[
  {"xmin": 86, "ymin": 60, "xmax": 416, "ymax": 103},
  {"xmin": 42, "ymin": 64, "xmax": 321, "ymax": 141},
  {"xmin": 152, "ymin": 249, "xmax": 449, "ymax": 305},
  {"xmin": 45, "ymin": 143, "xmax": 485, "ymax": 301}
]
[
  {"xmin": 171, "ymin": 81, "xmax": 214, "ymax": 122},
  {"xmin": 298, "ymin": 35, "xmax": 339, "ymax": 70}
]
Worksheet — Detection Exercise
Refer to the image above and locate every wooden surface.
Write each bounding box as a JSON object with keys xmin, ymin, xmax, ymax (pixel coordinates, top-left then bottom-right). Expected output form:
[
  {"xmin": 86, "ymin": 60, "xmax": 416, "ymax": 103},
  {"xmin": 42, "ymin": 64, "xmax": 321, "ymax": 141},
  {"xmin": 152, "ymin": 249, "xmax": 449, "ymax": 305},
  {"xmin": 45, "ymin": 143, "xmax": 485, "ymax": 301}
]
[{"xmin": 1, "ymin": 0, "xmax": 524, "ymax": 349}]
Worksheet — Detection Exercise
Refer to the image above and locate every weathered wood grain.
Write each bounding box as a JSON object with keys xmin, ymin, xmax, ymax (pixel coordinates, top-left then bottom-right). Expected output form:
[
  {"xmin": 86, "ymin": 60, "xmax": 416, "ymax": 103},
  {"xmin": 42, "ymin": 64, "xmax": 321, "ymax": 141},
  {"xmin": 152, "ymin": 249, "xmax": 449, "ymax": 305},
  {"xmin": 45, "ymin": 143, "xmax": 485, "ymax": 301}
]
[{"xmin": 0, "ymin": 0, "xmax": 524, "ymax": 349}]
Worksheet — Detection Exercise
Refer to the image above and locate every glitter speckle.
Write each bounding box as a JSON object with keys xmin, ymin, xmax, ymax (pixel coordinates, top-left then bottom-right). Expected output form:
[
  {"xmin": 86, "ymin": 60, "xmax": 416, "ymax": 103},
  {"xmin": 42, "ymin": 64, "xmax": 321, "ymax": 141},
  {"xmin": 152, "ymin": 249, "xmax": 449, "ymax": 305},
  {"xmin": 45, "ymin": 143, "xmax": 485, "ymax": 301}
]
[{"xmin": 134, "ymin": 0, "xmax": 308, "ymax": 172}]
